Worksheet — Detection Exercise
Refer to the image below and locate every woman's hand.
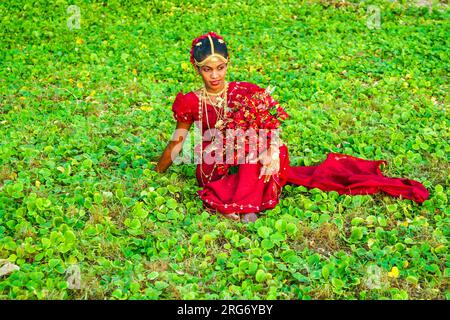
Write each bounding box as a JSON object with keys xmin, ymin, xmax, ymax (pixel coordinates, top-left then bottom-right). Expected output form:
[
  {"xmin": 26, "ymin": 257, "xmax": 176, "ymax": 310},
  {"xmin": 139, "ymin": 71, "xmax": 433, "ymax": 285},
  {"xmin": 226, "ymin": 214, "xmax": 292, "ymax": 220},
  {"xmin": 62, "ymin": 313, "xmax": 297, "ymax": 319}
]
[{"xmin": 258, "ymin": 146, "xmax": 280, "ymax": 183}]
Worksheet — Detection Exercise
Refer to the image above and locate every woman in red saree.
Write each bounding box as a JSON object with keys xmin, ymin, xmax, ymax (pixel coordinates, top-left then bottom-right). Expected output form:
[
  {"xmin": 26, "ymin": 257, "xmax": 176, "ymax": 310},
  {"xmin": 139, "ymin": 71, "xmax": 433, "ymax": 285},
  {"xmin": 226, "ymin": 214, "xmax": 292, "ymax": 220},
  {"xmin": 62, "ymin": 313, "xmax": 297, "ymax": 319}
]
[{"xmin": 155, "ymin": 31, "xmax": 429, "ymax": 222}]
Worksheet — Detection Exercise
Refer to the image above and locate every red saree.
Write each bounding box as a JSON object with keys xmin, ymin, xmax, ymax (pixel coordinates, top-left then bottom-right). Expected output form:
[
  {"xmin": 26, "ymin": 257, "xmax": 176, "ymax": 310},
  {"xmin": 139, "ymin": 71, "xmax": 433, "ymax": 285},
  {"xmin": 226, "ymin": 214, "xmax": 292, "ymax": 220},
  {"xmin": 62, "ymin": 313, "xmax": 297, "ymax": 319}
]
[{"xmin": 172, "ymin": 81, "xmax": 429, "ymax": 215}]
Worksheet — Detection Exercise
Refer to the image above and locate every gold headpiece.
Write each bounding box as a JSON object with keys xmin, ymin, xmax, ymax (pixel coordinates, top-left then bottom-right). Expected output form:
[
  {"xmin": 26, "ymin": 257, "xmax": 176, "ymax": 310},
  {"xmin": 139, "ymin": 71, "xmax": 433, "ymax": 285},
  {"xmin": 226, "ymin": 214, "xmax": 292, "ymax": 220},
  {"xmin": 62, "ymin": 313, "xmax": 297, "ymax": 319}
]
[{"xmin": 194, "ymin": 35, "xmax": 229, "ymax": 67}]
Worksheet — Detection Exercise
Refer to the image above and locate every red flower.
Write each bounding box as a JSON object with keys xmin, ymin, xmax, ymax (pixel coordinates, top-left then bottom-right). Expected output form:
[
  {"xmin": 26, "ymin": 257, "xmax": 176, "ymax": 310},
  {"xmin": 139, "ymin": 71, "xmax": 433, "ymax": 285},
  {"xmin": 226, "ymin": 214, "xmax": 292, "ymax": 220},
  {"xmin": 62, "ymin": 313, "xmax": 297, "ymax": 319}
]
[
  {"xmin": 277, "ymin": 106, "xmax": 289, "ymax": 120},
  {"xmin": 217, "ymin": 164, "xmax": 229, "ymax": 175}
]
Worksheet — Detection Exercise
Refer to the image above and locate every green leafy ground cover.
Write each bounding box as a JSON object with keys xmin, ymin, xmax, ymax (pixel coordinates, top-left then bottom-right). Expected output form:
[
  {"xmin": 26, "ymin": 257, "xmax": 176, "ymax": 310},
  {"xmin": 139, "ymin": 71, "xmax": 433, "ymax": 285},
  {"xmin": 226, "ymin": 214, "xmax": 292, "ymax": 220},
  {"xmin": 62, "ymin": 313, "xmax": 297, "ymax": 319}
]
[{"xmin": 0, "ymin": 0, "xmax": 449, "ymax": 299}]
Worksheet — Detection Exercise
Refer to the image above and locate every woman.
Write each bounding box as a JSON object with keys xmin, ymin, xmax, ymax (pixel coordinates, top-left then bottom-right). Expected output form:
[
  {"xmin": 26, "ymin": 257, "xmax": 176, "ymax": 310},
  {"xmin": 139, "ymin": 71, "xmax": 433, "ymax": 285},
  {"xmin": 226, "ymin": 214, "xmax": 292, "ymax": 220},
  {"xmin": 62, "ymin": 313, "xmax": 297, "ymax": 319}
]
[{"xmin": 155, "ymin": 31, "xmax": 429, "ymax": 222}]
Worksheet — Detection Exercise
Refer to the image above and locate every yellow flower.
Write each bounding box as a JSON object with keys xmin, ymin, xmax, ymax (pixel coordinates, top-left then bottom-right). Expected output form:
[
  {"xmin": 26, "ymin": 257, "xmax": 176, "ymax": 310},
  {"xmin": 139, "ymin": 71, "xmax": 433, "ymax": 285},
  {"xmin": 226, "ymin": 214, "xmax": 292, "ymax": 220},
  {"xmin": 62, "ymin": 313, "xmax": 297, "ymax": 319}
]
[
  {"xmin": 132, "ymin": 69, "xmax": 138, "ymax": 75},
  {"xmin": 35, "ymin": 180, "xmax": 41, "ymax": 187},
  {"xmin": 140, "ymin": 105, "xmax": 153, "ymax": 112},
  {"xmin": 76, "ymin": 37, "xmax": 84, "ymax": 45},
  {"xmin": 89, "ymin": 90, "xmax": 96, "ymax": 97},
  {"xmin": 77, "ymin": 82, "xmax": 83, "ymax": 88},
  {"xmin": 181, "ymin": 62, "xmax": 189, "ymax": 71},
  {"xmin": 388, "ymin": 266, "xmax": 399, "ymax": 278}
]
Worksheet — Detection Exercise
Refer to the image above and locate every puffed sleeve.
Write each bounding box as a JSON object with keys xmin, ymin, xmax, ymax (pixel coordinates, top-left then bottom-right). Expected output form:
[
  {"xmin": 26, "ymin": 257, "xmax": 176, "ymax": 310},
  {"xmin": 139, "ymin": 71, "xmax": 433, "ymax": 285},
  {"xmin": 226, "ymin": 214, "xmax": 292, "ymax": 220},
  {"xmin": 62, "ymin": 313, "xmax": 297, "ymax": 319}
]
[{"xmin": 171, "ymin": 92, "xmax": 194, "ymax": 123}]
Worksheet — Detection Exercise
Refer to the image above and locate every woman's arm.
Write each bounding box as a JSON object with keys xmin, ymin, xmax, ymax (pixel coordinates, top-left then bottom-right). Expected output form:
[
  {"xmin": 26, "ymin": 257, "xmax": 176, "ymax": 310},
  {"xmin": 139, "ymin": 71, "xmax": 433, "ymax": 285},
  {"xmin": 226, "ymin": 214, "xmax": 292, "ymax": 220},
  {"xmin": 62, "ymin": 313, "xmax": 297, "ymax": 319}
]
[{"xmin": 154, "ymin": 121, "xmax": 192, "ymax": 173}]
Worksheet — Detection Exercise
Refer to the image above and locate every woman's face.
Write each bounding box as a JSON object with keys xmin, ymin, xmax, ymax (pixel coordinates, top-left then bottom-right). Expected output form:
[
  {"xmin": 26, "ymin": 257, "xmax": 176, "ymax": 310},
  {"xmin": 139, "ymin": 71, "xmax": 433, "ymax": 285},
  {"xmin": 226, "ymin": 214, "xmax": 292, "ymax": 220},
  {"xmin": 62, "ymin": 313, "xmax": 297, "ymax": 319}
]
[{"xmin": 196, "ymin": 59, "xmax": 228, "ymax": 93}]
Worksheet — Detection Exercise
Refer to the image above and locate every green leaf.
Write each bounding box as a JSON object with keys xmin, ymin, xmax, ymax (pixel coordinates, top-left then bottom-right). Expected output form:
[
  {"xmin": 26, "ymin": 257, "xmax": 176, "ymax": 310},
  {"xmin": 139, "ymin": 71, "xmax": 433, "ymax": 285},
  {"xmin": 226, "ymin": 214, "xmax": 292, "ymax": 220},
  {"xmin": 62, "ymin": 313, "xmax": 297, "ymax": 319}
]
[
  {"xmin": 155, "ymin": 196, "xmax": 165, "ymax": 206},
  {"xmin": 406, "ymin": 276, "xmax": 418, "ymax": 285},
  {"xmin": 48, "ymin": 258, "xmax": 61, "ymax": 269},
  {"xmin": 239, "ymin": 260, "xmax": 249, "ymax": 271},
  {"xmin": 246, "ymin": 262, "xmax": 258, "ymax": 275},
  {"xmin": 112, "ymin": 289, "xmax": 123, "ymax": 299},
  {"xmin": 261, "ymin": 239, "xmax": 274, "ymax": 250},
  {"xmin": 378, "ymin": 217, "xmax": 388, "ymax": 227},
  {"xmin": 349, "ymin": 227, "xmax": 364, "ymax": 242},
  {"xmin": 257, "ymin": 226, "xmax": 272, "ymax": 238},
  {"xmin": 13, "ymin": 182, "xmax": 24, "ymax": 193},
  {"xmin": 275, "ymin": 219, "xmax": 287, "ymax": 232},
  {"xmin": 64, "ymin": 230, "xmax": 76, "ymax": 244},
  {"xmin": 155, "ymin": 281, "xmax": 169, "ymax": 290},
  {"xmin": 124, "ymin": 218, "xmax": 141, "ymax": 229},
  {"xmin": 322, "ymin": 264, "xmax": 333, "ymax": 280},
  {"xmin": 331, "ymin": 278, "xmax": 345, "ymax": 290},
  {"xmin": 167, "ymin": 185, "xmax": 180, "ymax": 194},
  {"xmin": 286, "ymin": 223, "xmax": 298, "ymax": 235},
  {"xmin": 270, "ymin": 232, "xmax": 286, "ymax": 243},
  {"xmin": 156, "ymin": 212, "xmax": 167, "ymax": 221},
  {"xmin": 166, "ymin": 198, "xmax": 177, "ymax": 209},
  {"xmin": 319, "ymin": 213, "xmax": 331, "ymax": 224},
  {"xmin": 387, "ymin": 204, "xmax": 397, "ymax": 213},
  {"xmin": 292, "ymin": 272, "xmax": 310, "ymax": 283},
  {"xmin": 190, "ymin": 233, "xmax": 199, "ymax": 244},
  {"xmin": 255, "ymin": 269, "xmax": 266, "ymax": 282},
  {"xmin": 280, "ymin": 250, "xmax": 298, "ymax": 264},
  {"xmin": 147, "ymin": 272, "xmax": 159, "ymax": 280},
  {"xmin": 132, "ymin": 202, "xmax": 148, "ymax": 219},
  {"xmin": 81, "ymin": 158, "xmax": 93, "ymax": 169},
  {"xmin": 351, "ymin": 217, "xmax": 365, "ymax": 226}
]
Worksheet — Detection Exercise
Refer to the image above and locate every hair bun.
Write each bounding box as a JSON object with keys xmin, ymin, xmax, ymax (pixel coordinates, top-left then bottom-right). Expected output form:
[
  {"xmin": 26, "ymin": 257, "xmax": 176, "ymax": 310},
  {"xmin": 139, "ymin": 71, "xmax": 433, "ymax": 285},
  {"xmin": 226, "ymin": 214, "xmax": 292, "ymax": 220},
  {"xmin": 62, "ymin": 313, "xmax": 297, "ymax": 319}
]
[{"xmin": 190, "ymin": 32, "xmax": 229, "ymax": 67}]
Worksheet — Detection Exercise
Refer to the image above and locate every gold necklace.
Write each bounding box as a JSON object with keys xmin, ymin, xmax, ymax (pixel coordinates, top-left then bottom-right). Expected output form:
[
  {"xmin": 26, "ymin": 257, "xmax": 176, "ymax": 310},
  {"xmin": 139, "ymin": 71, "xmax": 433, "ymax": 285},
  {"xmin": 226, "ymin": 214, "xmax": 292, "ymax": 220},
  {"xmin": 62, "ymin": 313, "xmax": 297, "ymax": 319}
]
[
  {"xmin": 199, "ymin": 82, "xmax": 229, "ymax": 185},
  {"xmin": 202, "ymin": 82, "xmax": 228, "ymax": 128},
  {"xmin": 203, "ymin": 82, "xmax": 228, "ymax": 109}
]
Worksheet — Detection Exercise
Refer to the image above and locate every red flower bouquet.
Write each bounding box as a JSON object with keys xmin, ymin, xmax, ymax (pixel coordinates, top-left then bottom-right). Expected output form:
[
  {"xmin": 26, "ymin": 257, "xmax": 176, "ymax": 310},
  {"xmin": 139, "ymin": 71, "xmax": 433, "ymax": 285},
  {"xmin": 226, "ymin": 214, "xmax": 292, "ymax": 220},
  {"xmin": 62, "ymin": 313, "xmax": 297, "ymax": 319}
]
[
  {"xmin": 213, "ymin": 87, "xmax": 289, "ymax": 175},
  {"xmin": 226, "ymin": 87, "xmax": 289, "ymax": 129}
]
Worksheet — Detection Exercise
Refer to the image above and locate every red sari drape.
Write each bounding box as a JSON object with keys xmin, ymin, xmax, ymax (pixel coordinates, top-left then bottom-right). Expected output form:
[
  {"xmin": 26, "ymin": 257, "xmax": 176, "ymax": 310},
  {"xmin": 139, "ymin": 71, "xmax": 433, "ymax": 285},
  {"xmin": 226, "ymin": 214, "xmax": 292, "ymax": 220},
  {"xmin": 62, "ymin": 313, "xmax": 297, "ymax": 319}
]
[{"xmin": 171, "ymin": 81, "xmax": 429, "ymax": 215}]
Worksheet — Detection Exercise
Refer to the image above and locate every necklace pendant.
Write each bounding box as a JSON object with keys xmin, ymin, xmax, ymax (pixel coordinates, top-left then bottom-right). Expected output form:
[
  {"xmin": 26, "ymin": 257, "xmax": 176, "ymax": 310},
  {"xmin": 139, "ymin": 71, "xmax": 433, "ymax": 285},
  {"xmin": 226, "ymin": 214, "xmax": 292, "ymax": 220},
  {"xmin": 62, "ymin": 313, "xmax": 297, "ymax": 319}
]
[
  {"xmin": 215, "ymin": 119, "xmax": 224, "ymax": 129},
  {"xmin": 215, "ymin": 97, "xmax": 224, "ymax": 107}
]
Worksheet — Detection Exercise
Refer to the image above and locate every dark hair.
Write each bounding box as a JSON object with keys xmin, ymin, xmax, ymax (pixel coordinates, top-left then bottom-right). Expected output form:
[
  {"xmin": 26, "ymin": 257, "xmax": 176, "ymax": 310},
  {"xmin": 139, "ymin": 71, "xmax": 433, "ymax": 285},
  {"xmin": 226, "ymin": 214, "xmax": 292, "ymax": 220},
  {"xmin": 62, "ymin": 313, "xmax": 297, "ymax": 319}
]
[{"xmin": 192, "ymin": 36, "xmax": 229, "ymax": 65}]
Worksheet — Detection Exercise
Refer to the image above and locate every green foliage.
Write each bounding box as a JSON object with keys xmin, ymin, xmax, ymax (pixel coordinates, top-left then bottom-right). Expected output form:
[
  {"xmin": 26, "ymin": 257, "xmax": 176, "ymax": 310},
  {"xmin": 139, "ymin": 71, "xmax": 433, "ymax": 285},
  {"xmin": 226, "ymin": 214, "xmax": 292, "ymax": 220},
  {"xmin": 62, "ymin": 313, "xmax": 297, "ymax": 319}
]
[{"xmin": 0, "ymin": 0, "xmax": 448, "ymax": 300}]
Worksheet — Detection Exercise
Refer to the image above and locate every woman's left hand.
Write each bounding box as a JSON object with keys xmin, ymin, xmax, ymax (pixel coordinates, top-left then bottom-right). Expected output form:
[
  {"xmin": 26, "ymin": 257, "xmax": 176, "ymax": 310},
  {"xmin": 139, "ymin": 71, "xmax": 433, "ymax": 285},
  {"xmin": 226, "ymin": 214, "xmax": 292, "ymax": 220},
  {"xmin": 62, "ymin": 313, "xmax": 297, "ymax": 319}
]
[{"xmin": 258, "ymin": 147, "xmax": 280, "ymax": 183}]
